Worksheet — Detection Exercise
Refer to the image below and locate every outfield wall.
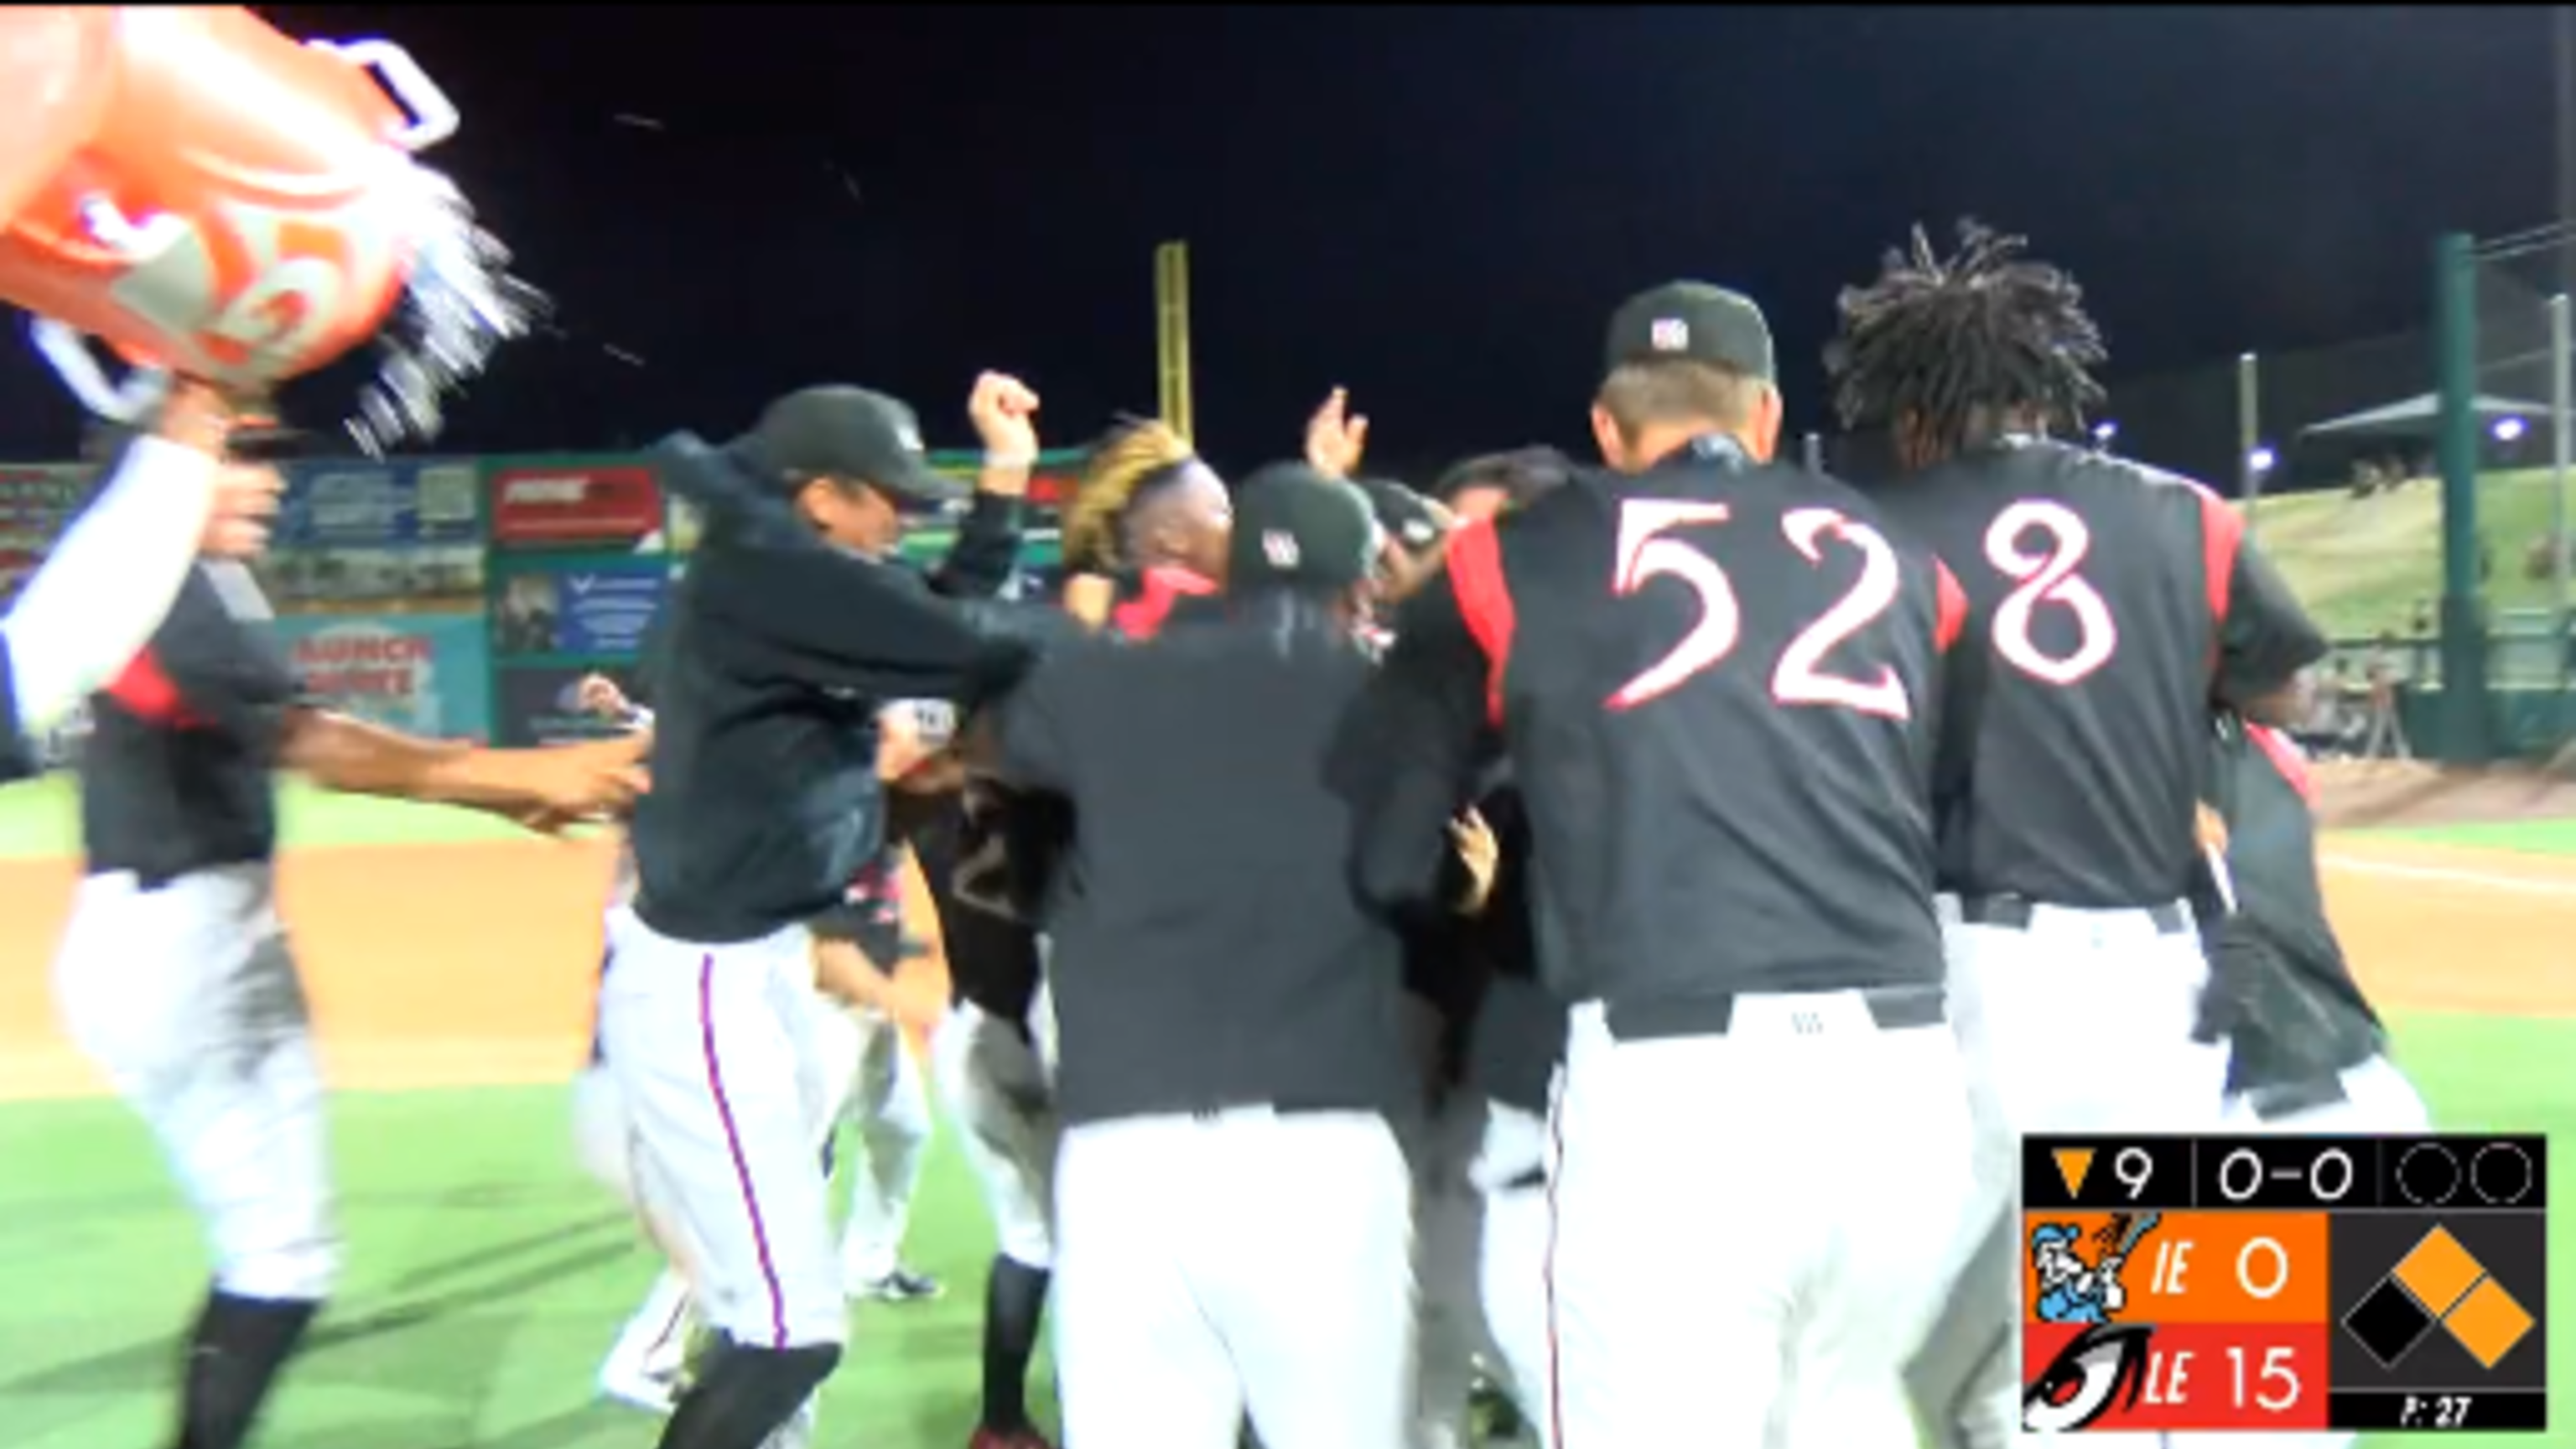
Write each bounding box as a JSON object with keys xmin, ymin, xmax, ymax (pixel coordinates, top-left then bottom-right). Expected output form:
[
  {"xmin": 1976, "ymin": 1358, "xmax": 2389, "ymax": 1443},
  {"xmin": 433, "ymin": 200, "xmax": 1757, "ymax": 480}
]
[{"xmin": 0, "ymin": 447, "xmax": 1084, "ymax": 747}]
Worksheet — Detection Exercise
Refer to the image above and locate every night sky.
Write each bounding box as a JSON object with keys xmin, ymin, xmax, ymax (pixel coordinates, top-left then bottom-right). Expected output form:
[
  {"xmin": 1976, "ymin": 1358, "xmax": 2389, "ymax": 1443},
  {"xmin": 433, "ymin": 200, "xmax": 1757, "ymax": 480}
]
[{"xmin": 1, "ymin": 6, "xmax": 2556, "ymax": 477}]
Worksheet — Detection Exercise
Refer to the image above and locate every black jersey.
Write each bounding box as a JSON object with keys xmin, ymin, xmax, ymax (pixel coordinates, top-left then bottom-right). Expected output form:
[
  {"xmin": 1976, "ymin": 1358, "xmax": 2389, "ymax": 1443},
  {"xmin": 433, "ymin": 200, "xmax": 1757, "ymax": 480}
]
[
  {"xmin": 1872, "ymin": 439, "xmax": 2327, "ymax": 907},
  {"xmin": 1339, "ymin": 438, "xmax": 1966, "ymax": 1018},
  {"xmin": 992, "ymin": 598, "xmax": 1412, "ymax": 1128},
  {"xmin": 80, "ymin": 564, "xmax": 300, "ymax": 883}
]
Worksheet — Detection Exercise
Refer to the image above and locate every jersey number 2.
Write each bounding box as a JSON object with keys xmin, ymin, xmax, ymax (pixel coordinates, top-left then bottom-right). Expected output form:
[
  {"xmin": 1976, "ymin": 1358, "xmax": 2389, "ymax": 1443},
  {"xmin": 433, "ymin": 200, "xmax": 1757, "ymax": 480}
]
[{"xmin": 1607, "ymin": 500, "xmax": 1910, "ymax": 718}]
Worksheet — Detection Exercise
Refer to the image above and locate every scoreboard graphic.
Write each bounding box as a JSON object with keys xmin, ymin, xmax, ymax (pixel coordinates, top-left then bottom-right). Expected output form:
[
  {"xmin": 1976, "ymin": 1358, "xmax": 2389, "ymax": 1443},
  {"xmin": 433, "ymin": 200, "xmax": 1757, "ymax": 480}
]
[{"xmin": 2021, "ymin": 1135, "xmax": 2547, "ymax": 1433}]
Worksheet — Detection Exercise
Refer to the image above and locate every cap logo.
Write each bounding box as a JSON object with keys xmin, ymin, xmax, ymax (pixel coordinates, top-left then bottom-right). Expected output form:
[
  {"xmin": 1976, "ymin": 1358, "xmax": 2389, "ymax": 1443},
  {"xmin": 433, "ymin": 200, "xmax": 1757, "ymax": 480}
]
[
  {"xmin": 1261, "ymin": 529, "xmax": 1301, "ymax": 569},
  {"xmin": 1649, "ymin": 318, "xmax": 1690, "ymax": 351}
]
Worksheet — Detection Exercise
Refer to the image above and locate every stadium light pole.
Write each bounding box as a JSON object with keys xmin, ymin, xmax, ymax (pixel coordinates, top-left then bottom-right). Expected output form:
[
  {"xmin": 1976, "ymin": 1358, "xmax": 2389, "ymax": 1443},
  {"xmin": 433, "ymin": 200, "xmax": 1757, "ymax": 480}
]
[
  {"xmin": 2236, "ymin": 351, "xmax": 2262, "ymax": 538},
  {"xmin": 2559, "ymin": 8, "xmax": 2574, "ymax": 293},
  {"xmin": 2554, "ymin": 292, "xmax": 2572, "ymax": 688}
]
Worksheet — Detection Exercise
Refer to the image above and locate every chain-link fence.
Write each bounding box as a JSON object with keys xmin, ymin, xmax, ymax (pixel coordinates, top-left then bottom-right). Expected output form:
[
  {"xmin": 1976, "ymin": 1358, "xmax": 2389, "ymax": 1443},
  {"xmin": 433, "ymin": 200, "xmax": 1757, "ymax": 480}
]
[{"xmin": 2470, "ymin": 231, "xmax": 2576, "ymax": 724}]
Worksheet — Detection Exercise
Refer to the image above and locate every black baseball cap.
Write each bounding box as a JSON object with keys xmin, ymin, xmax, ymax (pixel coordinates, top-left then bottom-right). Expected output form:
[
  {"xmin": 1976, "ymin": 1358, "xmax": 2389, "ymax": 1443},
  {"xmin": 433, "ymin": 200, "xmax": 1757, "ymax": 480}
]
[
  {"xmin": 1603, "ymin": 281, "xmax": 1778, "ymax": 382},
  {"xmin": 733, "ymin": 385, "xmax": 965, "ymax": 512},
  {"xmin": 1354, "ymin": 476, "xmax": 1449, "ymax": 557},
  {"xmin": 1227, "ymin": 464, "xmax": 1381, "ymax": 591}
]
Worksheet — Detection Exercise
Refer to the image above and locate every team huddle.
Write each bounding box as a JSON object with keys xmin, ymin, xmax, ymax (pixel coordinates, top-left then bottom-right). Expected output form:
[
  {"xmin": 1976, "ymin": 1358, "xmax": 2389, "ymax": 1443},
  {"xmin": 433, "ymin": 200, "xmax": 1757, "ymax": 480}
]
[{"xmin": 10, "ymin": 219, "xmax": 2421, "ymax": 1449}]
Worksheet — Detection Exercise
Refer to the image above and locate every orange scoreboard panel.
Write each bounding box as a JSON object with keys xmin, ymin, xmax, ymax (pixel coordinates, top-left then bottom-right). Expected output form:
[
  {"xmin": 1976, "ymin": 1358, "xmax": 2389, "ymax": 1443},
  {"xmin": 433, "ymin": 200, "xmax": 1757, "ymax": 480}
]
[{"xmin": 2021, "ymin": 1135, "xmax": 2547, "ymax": 1433}]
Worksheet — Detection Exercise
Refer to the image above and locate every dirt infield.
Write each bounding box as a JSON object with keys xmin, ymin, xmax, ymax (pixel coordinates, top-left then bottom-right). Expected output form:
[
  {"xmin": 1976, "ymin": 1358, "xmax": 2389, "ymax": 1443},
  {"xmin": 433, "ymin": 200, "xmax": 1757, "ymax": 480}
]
[{"xmin": 0, "ymin": 771, "xmax": 2566, "ymax": 1102}]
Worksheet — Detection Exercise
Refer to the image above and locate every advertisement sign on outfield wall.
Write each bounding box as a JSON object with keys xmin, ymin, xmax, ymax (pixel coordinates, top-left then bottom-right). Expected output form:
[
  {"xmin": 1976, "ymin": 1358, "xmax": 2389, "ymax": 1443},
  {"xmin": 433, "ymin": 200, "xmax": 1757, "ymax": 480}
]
[
  {"xmin": 486, "ymin": 455, "xmax": 665, "ymax": 548},
  {"xmin": 270, "ymin": 612, "xmax": 494, "ymax": 741}
]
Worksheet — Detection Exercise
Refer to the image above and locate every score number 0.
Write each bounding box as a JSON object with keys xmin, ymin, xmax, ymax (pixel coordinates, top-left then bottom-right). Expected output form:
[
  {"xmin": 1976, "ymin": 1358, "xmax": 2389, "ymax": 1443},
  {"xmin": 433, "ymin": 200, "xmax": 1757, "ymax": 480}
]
[{"xmin": 2218, "ymin": 1146, "xmax": 2356, "ymax": 1205}]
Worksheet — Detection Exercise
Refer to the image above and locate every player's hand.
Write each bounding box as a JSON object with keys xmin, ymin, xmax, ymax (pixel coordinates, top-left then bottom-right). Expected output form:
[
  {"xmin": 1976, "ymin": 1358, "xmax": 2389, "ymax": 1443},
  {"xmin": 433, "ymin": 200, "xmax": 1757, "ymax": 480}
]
[
  {"xmin": 1451, "ymin": 808, "xmax": 1498, "ymax": 916},
  {"xmin": 968, "ymin": 371, "xmax": 1041, "ymax": 460},
  {"xmin": 514, "ymin": 734, "xmax": 651, "ymax": 819},
  {"xmin": 153, "ymin": 377, "xmax": 239, "ymax": 457},
  {"xmin": 1305, "ymin": 387, "xmax": 1369, "ymax": 480},
  {"xmin": 203, "ymin": 459, "xmax": 282, "ymax": 558},
  {"xmin": 1062, "ymin": 572, "xmax": 1117, "ymax": 631},
  {"xmin": 877, "ymin": 703, "xmax": 930, "ymax": 782},
  {"xmin": 2194, "ymin": 802, "xmax": 2228, "ymax": 856},
  {"xmin": 576, "ymin": 673, "xmax": 633, "ymax": 723}
]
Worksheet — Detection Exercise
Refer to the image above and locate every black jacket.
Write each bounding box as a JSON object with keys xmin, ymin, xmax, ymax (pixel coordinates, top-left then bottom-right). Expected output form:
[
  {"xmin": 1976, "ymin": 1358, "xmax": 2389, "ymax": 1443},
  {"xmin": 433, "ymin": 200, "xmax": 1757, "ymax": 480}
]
[{"xmin": 626, "ymin": 434, "xmax": 1075, "ymax": 943}]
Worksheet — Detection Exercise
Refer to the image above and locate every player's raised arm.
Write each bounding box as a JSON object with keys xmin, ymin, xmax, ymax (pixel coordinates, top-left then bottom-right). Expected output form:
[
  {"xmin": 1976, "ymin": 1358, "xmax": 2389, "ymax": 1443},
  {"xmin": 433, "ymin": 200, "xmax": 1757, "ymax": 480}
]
[
  {"xmin": 0, "ymin": 381, "xmax": 267, "ymax": 740},
  {"xmin": 1328, "ymin": 532, "xmax": 1501, "ymax": 917},
  {"xmin": 662, "ymin": 432, "xmax": 1080, "ymax": 705},
  {"xmin": 928, "ymin": 374, "xmax": 1042, "ymax": 600}
]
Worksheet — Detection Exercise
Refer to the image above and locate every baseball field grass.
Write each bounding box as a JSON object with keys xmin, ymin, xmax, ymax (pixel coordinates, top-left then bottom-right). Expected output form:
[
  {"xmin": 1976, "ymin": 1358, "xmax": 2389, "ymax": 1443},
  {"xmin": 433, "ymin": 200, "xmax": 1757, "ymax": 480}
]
[{"xmin": 0, "ymin": 775, "xmax": 2563, "ymax": 1446}]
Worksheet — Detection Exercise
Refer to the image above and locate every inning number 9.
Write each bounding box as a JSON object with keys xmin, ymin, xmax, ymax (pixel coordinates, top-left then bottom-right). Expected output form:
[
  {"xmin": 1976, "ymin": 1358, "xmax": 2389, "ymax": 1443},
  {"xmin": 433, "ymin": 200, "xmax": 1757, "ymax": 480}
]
[
  {"xmin": 1986, "ymin": 501, "xmax": 2117, "ymax": 686},
  {"xmin": 2115, "ymin": 1146, "xmax": 2153, "ymax": 1200}
]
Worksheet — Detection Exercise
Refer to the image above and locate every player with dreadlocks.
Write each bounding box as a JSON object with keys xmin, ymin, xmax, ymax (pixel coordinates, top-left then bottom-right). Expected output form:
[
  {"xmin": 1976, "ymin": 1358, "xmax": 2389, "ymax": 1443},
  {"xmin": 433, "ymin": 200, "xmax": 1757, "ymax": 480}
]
[
  {"xmin": 1059, "ymin": 417, "xmax": 1233, "ymax": 638},
  {"xmin": 1826, "ymin": 221, "xmax": 2327, "ymax": 1449}
]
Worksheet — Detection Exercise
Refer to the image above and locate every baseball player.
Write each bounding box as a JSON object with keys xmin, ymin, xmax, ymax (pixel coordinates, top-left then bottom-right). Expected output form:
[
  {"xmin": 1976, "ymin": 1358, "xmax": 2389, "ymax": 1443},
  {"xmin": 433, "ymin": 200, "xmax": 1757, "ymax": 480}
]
[
  {"xmin": 2199, "ymin": 679, "xmax": 2428, "ymax": 1138},
  {"xmin": 605, "ymin": 374, "xmax": 1072, "ymax": 1449},
  {"xmin": 825, "ymin": 723, "xmax": 943, "ymax": 1307},
  {"xmin": 1405, "ymin": 445, "xmax": 1576, "ymax": 1449},
  {"xmin": 978, "ymin": 468, "xmax": 1440, "ymax": 1449},
  {"xmin": 575, "ymin": 690, "xmax": 951, "ymax": 1422},
  {"xmin": 911, "ymin": 785, "xmax": 1065, "ymax": 1449},
  {"xmin": 1823, "ymin": 221, "xmax": 2330, "ymax": 1449},
  {"xmin": 0, "ymin": 381, "xmax": 275, "ymax": 765},
  {"xmin": 2171, "ymin": 682, "xmax": 2412, "ymax": 1449},
  {"xmin": 1336, "ymin": 282, "xmax": 1979, "ymax": 1447},
  {"xmin": 50, "ymin": 407, "xmax": 646, "ymax": 1449},
  {"xmin": 1058, "ymin": 416, "xmax": 1231, "ymax": 635}
]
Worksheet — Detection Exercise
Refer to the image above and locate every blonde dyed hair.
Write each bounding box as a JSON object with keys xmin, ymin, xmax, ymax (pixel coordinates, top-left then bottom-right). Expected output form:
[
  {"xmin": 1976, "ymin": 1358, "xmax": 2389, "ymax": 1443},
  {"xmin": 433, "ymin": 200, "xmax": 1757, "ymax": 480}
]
[{"xmin": 1063, "ymin": 419, "xmax": 1196, "ymax": 573}]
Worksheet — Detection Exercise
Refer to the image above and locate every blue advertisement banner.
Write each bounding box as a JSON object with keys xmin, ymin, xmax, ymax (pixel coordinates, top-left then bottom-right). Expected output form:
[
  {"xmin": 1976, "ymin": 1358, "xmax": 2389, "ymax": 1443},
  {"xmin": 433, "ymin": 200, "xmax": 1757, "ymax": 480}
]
[
  {"xmin": 277, "ymin": 458, "xmax": 483, "ymax": 548},
  {"xmin": 494, "ymin": 557, "xmax": 669, "ymax": 658},
  {"xmin": 270, "ymin": 611, "xmax": 494, "ymax": 742}
]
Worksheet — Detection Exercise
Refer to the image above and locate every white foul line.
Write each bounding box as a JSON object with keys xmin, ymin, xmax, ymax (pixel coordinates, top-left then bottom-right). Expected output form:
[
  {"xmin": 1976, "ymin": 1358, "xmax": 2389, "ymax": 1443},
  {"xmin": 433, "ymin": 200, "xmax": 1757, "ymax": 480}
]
[{"xmin": 2320, "ymin": 854, "xmax": 2576, "ymax": 901}]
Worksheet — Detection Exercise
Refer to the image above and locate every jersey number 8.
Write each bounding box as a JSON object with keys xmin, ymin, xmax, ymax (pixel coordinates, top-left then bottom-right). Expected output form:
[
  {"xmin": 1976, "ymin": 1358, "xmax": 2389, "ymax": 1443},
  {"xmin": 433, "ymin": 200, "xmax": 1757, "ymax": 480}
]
[
  {"xmin": 1606, "ymin": 500, "xmax": 1912, "ymax": 719},
  {"xmin": 1984, "ymin": 500, "xmax": 2116, "ymax": 686}
]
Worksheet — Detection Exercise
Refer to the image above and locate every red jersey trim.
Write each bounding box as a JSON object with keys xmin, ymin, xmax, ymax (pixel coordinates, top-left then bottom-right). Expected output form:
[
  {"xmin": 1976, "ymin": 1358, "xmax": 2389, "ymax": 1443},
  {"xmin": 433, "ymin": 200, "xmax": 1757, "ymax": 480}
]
[
  {"xmin": 2246, "ymin": 722, "xmax": 2317, "ymax": 803},
  {"xmin": 1934, "ymin": 561, "xmax": 1969, "ymax": 654},
  {"xmin": 1444, "ymin": 517, "xmax": 1514, "ymax": 725},
  {"xmin": 105, "ymin": 649, "xmax": 204, "ymax": 728},
  {"xmin": 1110, "ymin": 565, "xmax": 1218, "ymax": 641},
  {"xmin": 2198, "ymin": 491, "xmax": 2244, "ymax": 629}
]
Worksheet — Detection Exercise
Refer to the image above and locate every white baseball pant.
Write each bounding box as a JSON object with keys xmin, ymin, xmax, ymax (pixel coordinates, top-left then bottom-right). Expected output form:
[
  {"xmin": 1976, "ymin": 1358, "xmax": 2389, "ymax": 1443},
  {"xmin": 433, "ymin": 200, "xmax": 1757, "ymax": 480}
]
[
  {"xmin": 1471, "ymin": 1098, "xmax": 1555, "ymax": 1449},
  {"xmin": 1549, "ymin": 991, "xmax": 1974, "ymax": 1449},
  {"xmin": 54, "ymin": 863, "xmax": 340, "ymax": 1302},
  {"xmin": 1054, "ymin": 1107, "xmax": 1416, "ymax": 1449},
  {"xmin": 1915, "ymin": 896, "xmax": 2230, "ymax": 1448},
  {"xmin": 595, "ymin": 909, "xmax": 848, "ymax": 1353},
  {"xmin": 831, "ymin": 1005, "xmax": 932, "ymax": 1286},
  {"xmin": 928, "ymin": 995, "xmax": 1060, "ymax": 1270},
  {"xmin": 2166, "ymin": 1053, "xmax": 2430, "ymax": 1449}
]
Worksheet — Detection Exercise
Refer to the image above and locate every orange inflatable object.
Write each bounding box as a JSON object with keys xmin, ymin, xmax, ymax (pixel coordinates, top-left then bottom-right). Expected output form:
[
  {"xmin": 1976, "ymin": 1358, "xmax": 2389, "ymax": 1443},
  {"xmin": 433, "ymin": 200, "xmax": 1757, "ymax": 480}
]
[{"xmin": 0, "ymin": 7, "xmax": 524, "ymax": 445}]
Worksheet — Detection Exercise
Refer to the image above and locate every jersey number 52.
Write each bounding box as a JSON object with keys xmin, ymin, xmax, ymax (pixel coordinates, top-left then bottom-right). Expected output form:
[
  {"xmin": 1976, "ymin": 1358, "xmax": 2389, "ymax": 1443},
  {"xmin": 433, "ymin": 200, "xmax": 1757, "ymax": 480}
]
[{"xmin": 1607, "ymin": 500, "xmax": 1912, "ymax": 719}]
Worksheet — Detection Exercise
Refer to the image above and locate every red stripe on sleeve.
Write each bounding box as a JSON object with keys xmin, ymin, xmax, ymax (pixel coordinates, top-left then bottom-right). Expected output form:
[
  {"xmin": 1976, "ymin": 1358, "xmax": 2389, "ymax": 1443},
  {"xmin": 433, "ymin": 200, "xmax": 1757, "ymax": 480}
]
[
  {"xmin": 2197, "ymin": 489, "xmax": 2244, "ymax": 628},
  {"xmin": 1443, "ymin": 517, "xmax": 1516, "ymax": 725},
  {"xmin": 1934, "ymin": 560, "xmax": 1968, "ymax": 654},
  {"xmin": 2246, "ymin": 723, "xmax": 2318, "ymax": 804},
  {"xmin": 105, "ymin": 650, "xmax": 190, "ymax": 725}
]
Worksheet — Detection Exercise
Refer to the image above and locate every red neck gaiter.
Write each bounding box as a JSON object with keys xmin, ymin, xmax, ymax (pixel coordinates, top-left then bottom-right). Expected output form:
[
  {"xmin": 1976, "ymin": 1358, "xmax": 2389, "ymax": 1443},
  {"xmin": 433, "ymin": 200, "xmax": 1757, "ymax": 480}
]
[{"xmin": 1111, "ymin": 564, "xmax": 1218, "ymax": 641}]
